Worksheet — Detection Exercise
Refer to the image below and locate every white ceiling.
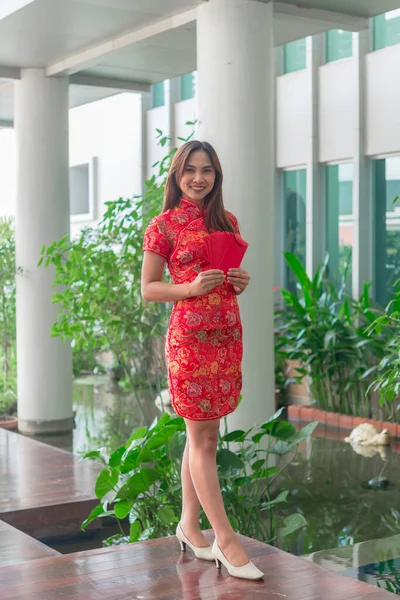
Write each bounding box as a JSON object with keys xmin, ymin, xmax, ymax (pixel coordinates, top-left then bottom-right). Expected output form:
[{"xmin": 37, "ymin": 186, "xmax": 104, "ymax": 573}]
[
  {"xmin": 1, "ymin": 0, "xmax": 400, "ymax": 124},
  {"xmin": 0, "ymin": 0, "xmax": 204, "ymax": 68},
  {"xmin": 276, "ymin": 0, "xmax": 400, "ymax": 18}
]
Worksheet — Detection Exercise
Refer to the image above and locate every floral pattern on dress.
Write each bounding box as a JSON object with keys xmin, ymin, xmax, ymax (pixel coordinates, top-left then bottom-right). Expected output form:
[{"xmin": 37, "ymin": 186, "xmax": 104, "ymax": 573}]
[{"xmin": 143, "ymin": 198, "xmax": 243, "ymax": 421}]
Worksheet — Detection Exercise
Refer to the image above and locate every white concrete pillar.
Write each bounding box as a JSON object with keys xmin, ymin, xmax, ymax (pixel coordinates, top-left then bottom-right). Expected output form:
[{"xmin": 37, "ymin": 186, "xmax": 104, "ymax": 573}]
[
  {"xmin": 352, "ymin": 31, "xmax": 373, "ymax": 300},
  {"xmin": 14, "ymin": 69, "xmax": 73, "ymax": 434},
  {"xmin": 197, "ymin": 0, "xmax": 275, "ymax": 429},
  {"xmin": 306, "ymin": 35, "xmax": 325, "ymax": 278},
  {"xmin": 274, "ymin": 47, "xmax": 285, "ymax": 297}
]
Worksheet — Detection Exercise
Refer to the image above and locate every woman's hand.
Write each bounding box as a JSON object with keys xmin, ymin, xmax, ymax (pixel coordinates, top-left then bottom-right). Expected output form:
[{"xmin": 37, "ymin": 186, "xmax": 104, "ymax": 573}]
[
  {"xmin": 227, "ymin": 268, "xmax": 250, "ymax": 295},
  {"xmin": 188, "ymin": 270, "xmax": 225, "ymax": 297}
]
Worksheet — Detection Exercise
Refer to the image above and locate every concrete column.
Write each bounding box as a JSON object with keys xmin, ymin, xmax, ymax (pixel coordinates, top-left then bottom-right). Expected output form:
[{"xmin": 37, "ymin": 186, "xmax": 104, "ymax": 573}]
[
  {"xmin": 306, "ymin": 35, "xmax": 325, "ymax": 278},
  {"xmin": 197, "ymin": 0, "xmax": 275, "ymax": 429},
  {"xmin": 274, "ymin": 47, "xmax": 285, "ymax": 298},
  {"xmin": 14, "ymin": 69, "xmax": 73, "ymax": 434},
  {"xmin": 352, "ymin": 31, "xmax": 373, "ymax": 299},
  {"xmin": 140, "ymin": 91, "xmax": 151, "ymax": 196}
]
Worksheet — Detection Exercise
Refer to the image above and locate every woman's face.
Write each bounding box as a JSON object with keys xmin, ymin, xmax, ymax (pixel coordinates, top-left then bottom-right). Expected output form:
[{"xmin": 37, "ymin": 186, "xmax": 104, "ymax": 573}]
[{"xmin": 179, "ymin": 150, "xmax": 216, "ymax": 204}]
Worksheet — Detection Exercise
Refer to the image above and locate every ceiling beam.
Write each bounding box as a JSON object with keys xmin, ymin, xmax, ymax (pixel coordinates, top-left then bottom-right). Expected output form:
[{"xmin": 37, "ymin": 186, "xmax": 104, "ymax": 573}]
[
  {"xmin": 274, "ymin": 3, "xmax": 368, "ymax": 32},
  {"xmin": 69, "ymin": 74, "xmax": 150, "ymax": 93},
  {"xmin": 46, "ymin": 8, "xmax": 196, "ymax": 78},
  {"xmin": 0, "ymin": 66, "xmax": 20, "ymax": 79}
]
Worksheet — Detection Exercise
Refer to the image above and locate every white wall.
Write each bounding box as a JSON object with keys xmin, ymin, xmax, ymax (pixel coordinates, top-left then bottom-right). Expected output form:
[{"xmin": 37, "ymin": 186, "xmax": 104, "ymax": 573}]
[
  {"xmin": 319, "ymin": 58, "xmax": 355, "ymax": 163},
  {"xmin": 174, "ymin": 98, "xmax": 197, "ymax": 146},
  {"xmin": 0, "ymin": 92, "xmax": 142, "ymax": 239},
  {"xmin": 366, "ymin": 45, "xmax": 400, "ymax": 157},
  {"xmin": 69, "ymin": 92, "xmax": 141, "ymax": 238},
  {"xmin": 276, "ymin": 70, "xmax": 309, "ymax": 168},
  {"xmin": 146, "ymin": 106, "xmax": 169, "ymax": 179}
]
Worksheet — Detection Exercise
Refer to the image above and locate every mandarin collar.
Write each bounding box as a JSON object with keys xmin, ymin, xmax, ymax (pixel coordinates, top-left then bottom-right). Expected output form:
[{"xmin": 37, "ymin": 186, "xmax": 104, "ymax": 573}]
[{"xmin": 179, "ymin": 197, "xmax": 204, "ymax": 218}]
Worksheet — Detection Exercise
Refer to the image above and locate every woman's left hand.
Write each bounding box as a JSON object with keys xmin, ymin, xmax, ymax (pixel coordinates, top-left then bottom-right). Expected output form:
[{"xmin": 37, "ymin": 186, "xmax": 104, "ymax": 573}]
[{"xmin": 227, "ymin": 268, "xmax": 250, "ymax": 295}]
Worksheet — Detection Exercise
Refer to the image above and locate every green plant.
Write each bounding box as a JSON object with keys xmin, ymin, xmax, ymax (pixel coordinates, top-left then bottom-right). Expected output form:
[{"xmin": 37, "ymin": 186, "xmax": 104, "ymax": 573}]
[
  {"xmin": 276, "ymin": 252, "xmax": 386, "ymax": 417},
  {"xmin": 377, "ymin": 560, "xmax": 400, "ymax": 595},
  {"xmin": 38, "ymin": 130, "xmax": 193, "ymax": 413},
  {"xmin": 367, "ymin": 281, "xmax": 400, "ymax": 420},
  {"xmin": 0, "ymin": 217, "xmax": 17, "ymax": 404},
  {"xmin": 82, "ymin": 409, "xmax": 316, "ymax": 547}
]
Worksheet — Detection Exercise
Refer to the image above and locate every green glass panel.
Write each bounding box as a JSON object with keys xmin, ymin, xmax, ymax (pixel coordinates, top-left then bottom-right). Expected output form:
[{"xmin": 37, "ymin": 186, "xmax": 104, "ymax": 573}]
[
  {"xmin": 284, "ymin": 38, "xmax": 307, "ymax": 74},
  {"xmin": 373, "ymin": 12, "xmax": 400, "ymax": 50},
  {"xmin": 326, "ymin": 29, "xmax": 353, "ymax": 62},
  {"xmin": 284, "ymin": 169, "xmax": 306, "ymax": 294},
  {"xmin": 326, "ymin": 164, "xmax": 353, "ymax": 289},
  {"xmin": 151, "ymin": 82, "xmax": 165, "ymax": 108},
  {"xmin": 374, "ymin": 158, "xmax": 400, "ymax": 307},
  {"xmin": 181, "ymin": 73, "xmax": 194, "ymax": 101}
]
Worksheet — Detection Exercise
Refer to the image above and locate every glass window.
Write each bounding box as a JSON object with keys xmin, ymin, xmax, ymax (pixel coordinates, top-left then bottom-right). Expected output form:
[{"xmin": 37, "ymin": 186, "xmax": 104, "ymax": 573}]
[
  {"xmin": 284, "ymin": 169, "xmax": 306, "ymax": 293},
  {"xmin": 181, "ymin": 73, "xmax": 194, "ymax": 101},
  {"xmin": 326, "ymin": 164, "xmax": 353, "ymax": 289},
  {"xmin": 326, "ymin": 29, "xmax": 353, "ymax": 62},
  {"xmin": 284, "ymin": 38, "xmax": 307, "ymax": 74},
  {"xmin": 151, "ymin": 82, "xmax": 165, "ymax": 108},
  {"xmin": 374, "ymin": 157, "xmax": 400, "ymax": 307},
  {"xmin": 373, "ymin": 10, "xmax": 400, "ymax": 50}
]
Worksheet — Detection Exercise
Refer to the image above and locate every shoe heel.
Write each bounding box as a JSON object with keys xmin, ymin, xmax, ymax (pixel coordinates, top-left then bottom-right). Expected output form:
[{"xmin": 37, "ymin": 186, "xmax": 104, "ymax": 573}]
[
  {"xmin": 179, "ymin": 539, "xmax": 186, "ymax": 552},
  {"xmin": 215, "ymin": 558, "xmax": 222, "ymax": 570}
]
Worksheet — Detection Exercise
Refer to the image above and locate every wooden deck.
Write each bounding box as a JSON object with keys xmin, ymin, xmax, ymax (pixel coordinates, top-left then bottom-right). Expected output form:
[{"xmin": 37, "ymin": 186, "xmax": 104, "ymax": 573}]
[
  {"xmin": 0, "ymin": 520, "xmax": 60, "ymax": 567},
  {"xmin": 0, "ymin": 427, "xmax": 395, "ymax": 599},
  {"xmin": 0, "ymin": 532, "xmax": 394, "ymax": 599},
  {"xmin": 0, "ymin": 428, "xmax": 100, "ymax": 537}
]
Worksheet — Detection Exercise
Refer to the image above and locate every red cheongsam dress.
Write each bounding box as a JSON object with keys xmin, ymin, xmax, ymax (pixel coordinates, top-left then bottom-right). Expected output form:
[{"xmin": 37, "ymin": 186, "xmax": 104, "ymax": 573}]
[{"xmin": 143, "ymin": 197, "xmax": 243, "ymax": 421}]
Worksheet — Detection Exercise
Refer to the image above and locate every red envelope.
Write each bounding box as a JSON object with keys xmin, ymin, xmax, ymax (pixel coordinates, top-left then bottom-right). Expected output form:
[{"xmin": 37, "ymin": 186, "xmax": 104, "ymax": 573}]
[{"xmin": 204, "ymin": 231, "xmax": 248, "ymax": 274}]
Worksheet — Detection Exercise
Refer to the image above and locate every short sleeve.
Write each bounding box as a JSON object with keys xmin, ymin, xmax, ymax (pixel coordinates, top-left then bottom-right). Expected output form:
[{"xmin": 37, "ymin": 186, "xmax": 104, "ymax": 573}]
[
  {"xmin": 227, "ymin": 211, "xmax": 241, "ymax": 235},
  {"xmin": 143, "ymin": 215, "xmax": 172, "ymax": 260}
]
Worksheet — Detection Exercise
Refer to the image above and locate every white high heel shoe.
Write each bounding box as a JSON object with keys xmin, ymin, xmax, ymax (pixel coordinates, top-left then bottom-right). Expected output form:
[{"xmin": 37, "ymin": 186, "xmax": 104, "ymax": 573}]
[
  {"xmin": 176, "ymin": 523, "xmax": 214, "ymax": 561},
  {"xmin": 212, "ymin": 540, "xmax": 264, "ymax": 580}
]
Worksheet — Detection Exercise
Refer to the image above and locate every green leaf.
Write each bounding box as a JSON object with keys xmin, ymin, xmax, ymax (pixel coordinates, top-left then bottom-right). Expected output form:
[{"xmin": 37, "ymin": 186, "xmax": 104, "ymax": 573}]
[
  {"xmin": 158, "ymin": 506, "xmax": 176, "ymax": 525},
  {"xmin": 261, "ymin": 407, "xmax": 284, "ymax": 426},
  {"xmin": 279, "ymin": 513, "xmax": 307, "ymax": 538},
  {"xmin": 129, "ymin": 520, "xmax": 141, "ymax": 542},
  {"xmin": 284, "ymin": 252, "xmax": 311, "ymax": 290},
  {"xmin": 109, "ymin": 446, "xmax": 126, "ymax": 468},
  {"xmin": 117, "ymin": 468, "xmax": 158, "ymax": 499},
  {"xmin": 81, "ymin": 504, "xmax": 105, "ymax": 530},
  {"xmin": 81, "ymin": 504, "xmax": 114, "ymax": 531},
  {"xmin": 251, "ymin": 459, "xmax": 265, "ymax": 472},
  {"xmin": 220, "ymin": 429, "xmax": 246, "ymax": 443},
  {"xmin": 261, "ymin": 490, "xmax": 289, "ymax": 510},
  {"xmin": 95, "ymin": 468, "xmax": 119, "ymax": 500},
  {"xmin": 217, "ymin": 449, "xmax": 245, "ymax": 472},
  {"xmin": 262, "ymin": 420, "xmax": 296, "ymax": 440},
  {"xmin": 114, "ymin": 499, "xmax": 134, "ymax": 519},
  {"xmin": 287, "ymin": 421, "xmax": 318, "ymax": 445}
]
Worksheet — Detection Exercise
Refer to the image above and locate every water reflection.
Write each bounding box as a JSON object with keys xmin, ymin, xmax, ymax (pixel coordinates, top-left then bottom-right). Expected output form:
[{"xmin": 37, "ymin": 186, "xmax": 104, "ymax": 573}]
[
  {"xmin": 44, "ymin": 375, "xmax": 160, "ymax": 454},
  {"xmin": 277, "ymin": 434, "xmax": 400, "ymax": 556}
]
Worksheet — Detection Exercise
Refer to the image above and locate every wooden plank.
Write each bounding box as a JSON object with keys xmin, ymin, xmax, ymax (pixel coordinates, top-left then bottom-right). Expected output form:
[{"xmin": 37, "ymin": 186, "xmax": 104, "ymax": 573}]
[
  {"xmin": 0, "ymin": 428, "xmax": 100, "ymax": 537},
  {"xmin": 0, "ymin": 520, "xmax": 60, "ymax": 568},
  {"xmin": 0, "ymin": 533, "xmax": 393, "ymax": 599}
]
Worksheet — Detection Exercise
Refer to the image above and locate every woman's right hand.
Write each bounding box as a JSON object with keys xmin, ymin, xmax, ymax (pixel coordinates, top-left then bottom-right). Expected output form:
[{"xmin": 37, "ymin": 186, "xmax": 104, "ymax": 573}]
[{"xmin": 187, "ymin": 270, "xmax": 225, "ymax": 297}]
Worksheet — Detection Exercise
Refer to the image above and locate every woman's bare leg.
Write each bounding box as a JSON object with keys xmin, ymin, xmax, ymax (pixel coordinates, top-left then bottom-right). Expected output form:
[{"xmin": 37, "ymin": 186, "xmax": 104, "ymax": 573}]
[
  {"xmin": 185, "ymin": 418, "xmax": 249, "ymax": 567},
  {"xmin": 179, "ymin": 440, "xmax": 209, "ymax": 547}
]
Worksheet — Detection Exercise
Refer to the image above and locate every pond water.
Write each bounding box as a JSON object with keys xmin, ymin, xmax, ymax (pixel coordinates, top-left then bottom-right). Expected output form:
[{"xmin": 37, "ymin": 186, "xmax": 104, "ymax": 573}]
[
  {"xmin": 278, "ymin": 433, "xmax": 400, "ymax": 557},
  {"xmin": 43, "ymin": 375, "xmax": 160, "ymax": 455}
]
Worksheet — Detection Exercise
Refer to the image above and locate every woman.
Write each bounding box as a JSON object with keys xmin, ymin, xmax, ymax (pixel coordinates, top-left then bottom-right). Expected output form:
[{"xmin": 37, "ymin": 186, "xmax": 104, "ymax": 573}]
[{"xmin": 141, "ymin": 140, "xmax": 263, "ymax": 581}]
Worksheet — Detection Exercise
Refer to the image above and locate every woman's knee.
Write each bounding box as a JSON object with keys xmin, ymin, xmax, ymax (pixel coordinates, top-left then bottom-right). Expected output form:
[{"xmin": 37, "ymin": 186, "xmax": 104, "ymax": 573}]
[{"xmin": 186, "ymin": 420, "xmax": 219, "ymax": 454}]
